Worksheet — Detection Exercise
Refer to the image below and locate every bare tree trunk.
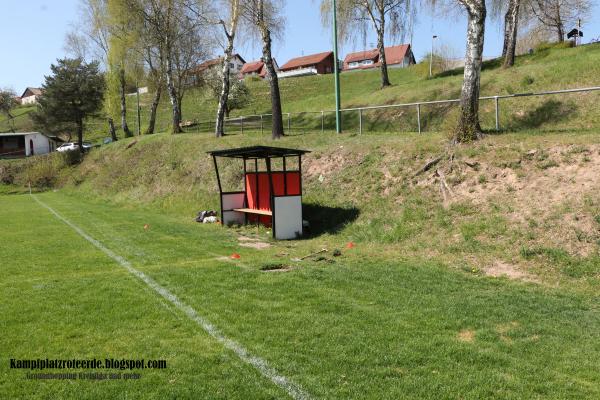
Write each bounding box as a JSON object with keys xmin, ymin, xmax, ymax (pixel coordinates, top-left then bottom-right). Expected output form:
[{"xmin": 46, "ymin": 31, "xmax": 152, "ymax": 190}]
[
  {"xmin": 556, "ymin": 23, "xmax": 564, "ymax": 42},
  {"xmin": 165, "ymin": 59, "xmax": 182, "ymax": 134},
  {"xmin": 108, "ymin": 118, "xmax": 118, "ymax": 141},
  {"xmin": 215, "ymin": 50, "xmax": 233, "ymax": 138},
  {"xmin": 260, "ymin": 25, "xmax": 284, "ymax": 139},
  {"xmin": 77, "ymin": 117, "xmax": 84, "ymax": 154},
  {"xmin": 454, "ymin": 0, "xmax": 486, "ymax": 143},
  {"xmin": 145, "ymin": 85, "xmax": 161, "ymax": 135},
  {"xmin": 376, "ymin": 28, "xmax": 391, "ymax": 88},
  {"xmin": 503, "ymin": 0, "xmax": 520, "ymax": 67},
  {"xmin": 119, "ymin": 67, "xmax": 132, "ymax": 137}
]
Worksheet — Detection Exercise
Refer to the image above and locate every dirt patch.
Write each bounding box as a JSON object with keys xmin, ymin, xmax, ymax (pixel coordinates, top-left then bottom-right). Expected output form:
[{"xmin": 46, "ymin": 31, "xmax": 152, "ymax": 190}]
[
  {"xmin": 415, "ymin": 144, "xmax": 600, "ymax": 257},
  {"xmin": 496, "ymin": 321, "xmax": 520, "ymax": 343},
  {"xmin": 239, "ymin": 241, "xmax": 271, "ymax": 249},
  {"xmin": 304, "ymin": 147, "xmax": 366, "ymax": 180},
  {"xmin": 457, "ymin": 329, "xmax": 475, "ymax": 343},
  {"xmin": 260, "ymin": 264, "xmax": 294, "ymax": 272},
  {"xmin": 485, "ymin": 261, "xmax": 538, "ymax": 282},
  {"xmin": 238, "ymin": 236, "xmax": 259, "ymax": 242}
]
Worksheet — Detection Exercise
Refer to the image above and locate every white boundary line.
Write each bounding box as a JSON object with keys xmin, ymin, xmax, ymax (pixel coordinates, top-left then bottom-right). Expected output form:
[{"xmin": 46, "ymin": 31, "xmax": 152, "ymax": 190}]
[{"xmin": 31, "ymin": 194, "xmax": 311, "ymax": 400}]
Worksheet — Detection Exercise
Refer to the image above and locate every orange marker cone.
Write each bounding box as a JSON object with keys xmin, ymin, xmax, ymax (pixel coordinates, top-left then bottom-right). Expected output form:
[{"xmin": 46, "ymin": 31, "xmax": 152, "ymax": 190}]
[
  {"xmin": 346, "ymin": 242, "xmax": 355, "ymax": 249},
  {"xmin": 230, "ymin": 253, "xmax": 241, "ymax": 259}
]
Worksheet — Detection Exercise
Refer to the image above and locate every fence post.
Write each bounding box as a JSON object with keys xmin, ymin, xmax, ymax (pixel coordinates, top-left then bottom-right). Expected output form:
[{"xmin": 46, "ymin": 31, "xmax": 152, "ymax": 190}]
[
  {"xmin": 287, "ymin": 113, "xmax": 291, "ymax": 132},
  {"xmin": 359, "ymin": 108, "xmax": 363, "ymax": 134},
  {"xmin": 416, "ymin": 104, "xmax": 422, "ymax": 134},
  {"xmin": 260, "ymin": 114, "xmax": 264, "ymax": 135},
  {"xmin": 321, "ymin": 111, "xmax": 324, "ymax": 133},
  {"xmin": 494, "ymin": 96, "xmax": 500, "ymax": 131},
  {"xmin": 240, "ymin": 116, "xmax": 244, "ymax": 134}
]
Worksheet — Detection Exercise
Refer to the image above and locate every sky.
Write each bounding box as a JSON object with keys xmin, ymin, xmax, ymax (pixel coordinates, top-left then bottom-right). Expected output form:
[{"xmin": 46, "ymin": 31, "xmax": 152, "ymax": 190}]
[{"xmin": 1, "ymin": 0, "xmax": 599, "ymax": 93}]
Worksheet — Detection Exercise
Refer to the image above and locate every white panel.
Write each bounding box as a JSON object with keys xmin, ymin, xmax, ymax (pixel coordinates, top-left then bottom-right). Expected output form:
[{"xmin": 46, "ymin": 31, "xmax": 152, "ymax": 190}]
[
  {"xmin": 274, "ymin": 196, "xmax": 303, "ymax": 240},
  {"xmin": 223, "ymin": 211, "xmax": 245, "ymax": 226},
  {"xmin": 222, "ymin": 193, "xmax": 245, "ymax": 210}
]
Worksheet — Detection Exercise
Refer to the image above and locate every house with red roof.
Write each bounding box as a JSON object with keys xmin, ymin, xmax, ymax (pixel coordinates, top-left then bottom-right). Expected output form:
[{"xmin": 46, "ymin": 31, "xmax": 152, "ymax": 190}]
[
  {"xmin": 343, "ymin": 44, "xmax": 415, "ymax": 71},
  {"xmin": 240, "ymin": 59, "xmax": 280, "ymax": 79},
  {"xmin": 185, "ymin": 54, "xmax": 246, "ymax": 86},
  {"xmin": 278, "ymin": 51, "xmax": 335, "ymax": 78}
]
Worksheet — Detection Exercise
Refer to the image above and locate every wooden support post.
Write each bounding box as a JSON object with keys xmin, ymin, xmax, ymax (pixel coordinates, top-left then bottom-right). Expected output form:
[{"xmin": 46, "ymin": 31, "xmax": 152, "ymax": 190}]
[
  {"xmin": 265, "ymin": 157, "xmax": 275, "ymax": 238},
  {"xmin": 359, "ymin": 109, "xmax": 363, "ymax": 135},
  {"xmin": 494, "ymin": 96, "xmax": 500, "ymax": 131},
  {"xmin": 416, "ymin": 104, "xmax": 422, "ymax": 134}
]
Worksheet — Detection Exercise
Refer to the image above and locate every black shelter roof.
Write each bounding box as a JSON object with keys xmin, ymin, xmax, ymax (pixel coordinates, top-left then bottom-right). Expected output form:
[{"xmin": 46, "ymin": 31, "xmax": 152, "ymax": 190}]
[{"xmin": 208, "ymin": 145, "xmax": 310, "ymax": 159}]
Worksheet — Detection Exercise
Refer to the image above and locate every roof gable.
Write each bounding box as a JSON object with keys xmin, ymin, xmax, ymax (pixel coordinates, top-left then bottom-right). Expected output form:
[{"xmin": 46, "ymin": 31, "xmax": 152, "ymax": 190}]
[
  {"xmin": 344, "ymin": 50, "xmax": 379, "ymax": 64},
  {"xmin": 241, "ymin": 61, "xmax": 264, "ymax": 74},
  {"xmin": 21, "ymin": 87, "xmax": 42, "ymax": 98},
  {"xmin": 344, "ymin": 44, "xmax": 412, "ymax": 66},
  {"xmin": 280, "ymin": 51, "xmax": 333, "ymax": 70}
]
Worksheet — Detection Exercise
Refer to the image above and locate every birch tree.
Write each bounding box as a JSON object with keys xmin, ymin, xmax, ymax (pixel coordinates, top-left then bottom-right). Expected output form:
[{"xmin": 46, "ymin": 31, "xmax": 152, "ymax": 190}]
[
  {"xmin": 241, "ymin": 0, "xmax": 286, "ymax": 139},
  {"xmin": 214, "ymin": 0, "xmax": 241, "ymax": 138},
  {"xmin": 454, "ymin": 0, "xmax": 486, "ymax": 142},
  {"xmin": 132, "ymin": 0, "xmax": 210, "ymax": 134},
  {"xmin": 502, "ymin": 0, "xmax": 521, "ymax": 67},
  {"xmin": 321, "ymin": 0, "xmax": 415, "ymax": 88},
  {"xmin": 106, "ymin": 0, "xmax": 140, "ymax": 137}
]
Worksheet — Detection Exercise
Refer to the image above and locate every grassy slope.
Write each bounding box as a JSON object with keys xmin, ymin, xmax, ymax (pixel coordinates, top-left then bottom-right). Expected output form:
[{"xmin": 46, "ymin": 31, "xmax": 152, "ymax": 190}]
[
  {"xmin": 3, "ymin": 43, "xmax": 600, "ymax": 139},
  {"xmin": 2, "ymin": 191, "xmax": 600, "ymax": 399}
]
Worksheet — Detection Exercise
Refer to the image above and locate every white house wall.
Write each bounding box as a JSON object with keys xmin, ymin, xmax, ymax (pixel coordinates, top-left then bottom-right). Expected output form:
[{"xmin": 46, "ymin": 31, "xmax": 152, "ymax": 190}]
[
  {"xmin": 25, "ymin": 133, "xmax": 51, "ymax": 156},
  {"xmin": 21, "ymin": 95, "xmax": 38, "ymax": 105}
]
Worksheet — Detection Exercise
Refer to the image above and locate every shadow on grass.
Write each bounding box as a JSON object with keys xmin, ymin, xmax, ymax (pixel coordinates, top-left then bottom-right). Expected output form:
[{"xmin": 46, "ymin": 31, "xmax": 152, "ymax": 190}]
[
  {"xmin": 303, "ymin": 203, "xmax": 360, "ymax": 237},
  {"xmin": 507, "ymin": 99, "xmax": 576, "ymax": 130},
  {"xmin": 435, "ymin": 57, "xmax": 504, "ymax": 79}
]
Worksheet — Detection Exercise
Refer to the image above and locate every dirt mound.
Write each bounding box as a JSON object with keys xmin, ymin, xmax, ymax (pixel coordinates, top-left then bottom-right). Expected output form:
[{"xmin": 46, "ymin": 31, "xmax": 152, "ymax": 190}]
[
  {"xmin": 304, "ymin": 146, "xmax": 366, "ymax": 180},
  {"xmin": 413, "ymin": 144, "xmax": 600, "ymax": 257}
]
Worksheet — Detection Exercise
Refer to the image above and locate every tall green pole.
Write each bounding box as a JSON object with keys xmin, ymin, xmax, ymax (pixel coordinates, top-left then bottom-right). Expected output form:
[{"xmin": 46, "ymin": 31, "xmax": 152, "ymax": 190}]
[{"xmin": 332, "ymin": 0, "xmax": 342, "ymax": 133}]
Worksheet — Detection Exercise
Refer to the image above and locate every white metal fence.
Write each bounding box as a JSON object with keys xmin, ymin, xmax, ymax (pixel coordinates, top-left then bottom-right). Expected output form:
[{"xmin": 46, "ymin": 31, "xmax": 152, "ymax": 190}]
[{"xmin": 213, "ymin": 85, "xmax": 600, "ymax": 135}]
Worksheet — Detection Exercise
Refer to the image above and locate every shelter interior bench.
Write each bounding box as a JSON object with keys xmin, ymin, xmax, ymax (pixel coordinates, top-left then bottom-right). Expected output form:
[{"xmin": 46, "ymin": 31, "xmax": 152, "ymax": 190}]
[{"xmin": 208, "ymin": 146, "xmax": 310, "ymax": 240}]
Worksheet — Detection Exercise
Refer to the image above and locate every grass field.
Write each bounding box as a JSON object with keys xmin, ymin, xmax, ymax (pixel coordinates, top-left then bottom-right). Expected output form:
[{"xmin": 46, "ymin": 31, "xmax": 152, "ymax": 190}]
[{"xmin": 2, "ymin": 189, "xmax": 600, "ymax": 398}]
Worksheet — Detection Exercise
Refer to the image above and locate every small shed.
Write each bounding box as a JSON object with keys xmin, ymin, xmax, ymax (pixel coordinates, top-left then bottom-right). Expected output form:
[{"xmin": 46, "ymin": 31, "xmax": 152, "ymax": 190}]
[
  {"xmin": 0, "ymin": 132, "xmax": 59, "ymax": 158},
  {"xmin": 208, "ymin": 146, "xmax": 310, "ymax": 240}
]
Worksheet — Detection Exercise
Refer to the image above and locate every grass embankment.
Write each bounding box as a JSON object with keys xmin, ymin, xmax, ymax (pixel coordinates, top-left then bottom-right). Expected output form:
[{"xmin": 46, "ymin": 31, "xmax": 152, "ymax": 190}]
[
  {"xmin": 3, "ymin": 128, "xmax": 599, "ymax": 286},
  {"xmin": 2, "ymin": 43, "xmax": 600, "ymax": 140}
]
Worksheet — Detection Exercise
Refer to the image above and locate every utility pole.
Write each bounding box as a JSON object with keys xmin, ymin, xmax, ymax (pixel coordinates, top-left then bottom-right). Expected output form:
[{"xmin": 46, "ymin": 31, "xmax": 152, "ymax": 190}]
[
  {"xmin": 332, "ymin": 0, "xmax": 342, "ymax": 133},
  {"xmin": 429, "ymin": 35, "xmax": 437, "ymax": 78},
  {"xmin": 136, "ymin": 80, "xmax": 141, "ymax": 136}
]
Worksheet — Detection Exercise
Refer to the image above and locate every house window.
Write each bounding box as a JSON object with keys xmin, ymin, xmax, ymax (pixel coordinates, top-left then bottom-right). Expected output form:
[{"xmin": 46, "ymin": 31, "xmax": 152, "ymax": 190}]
[
  {"xmin": 349, "ymin": 62, "xmax": 359, "ymax": 68},
  {"xmin": 361, "ymin": 60, "xmax": 373, "ymax": 65},
  {"xmin": 229, "ymin": 63, "xmax": 234, "ymax": 68}
]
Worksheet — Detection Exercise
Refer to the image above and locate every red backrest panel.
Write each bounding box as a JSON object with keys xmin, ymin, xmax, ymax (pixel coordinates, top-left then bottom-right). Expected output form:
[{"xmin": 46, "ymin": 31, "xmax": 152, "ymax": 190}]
[{"xmin": 245, "ymin": 172, "xmax": 301, "ymax": 211}]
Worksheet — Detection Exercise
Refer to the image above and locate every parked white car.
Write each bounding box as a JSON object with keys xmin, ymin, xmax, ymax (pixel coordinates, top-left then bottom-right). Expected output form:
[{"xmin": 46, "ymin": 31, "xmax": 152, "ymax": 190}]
[
  {"xmin": 56, "ymin": 142, "xmax": 79, "ymax": 152},
  {"xmin": 56, "ymin": 142, "xmax": 93, "ymax": 152}
]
